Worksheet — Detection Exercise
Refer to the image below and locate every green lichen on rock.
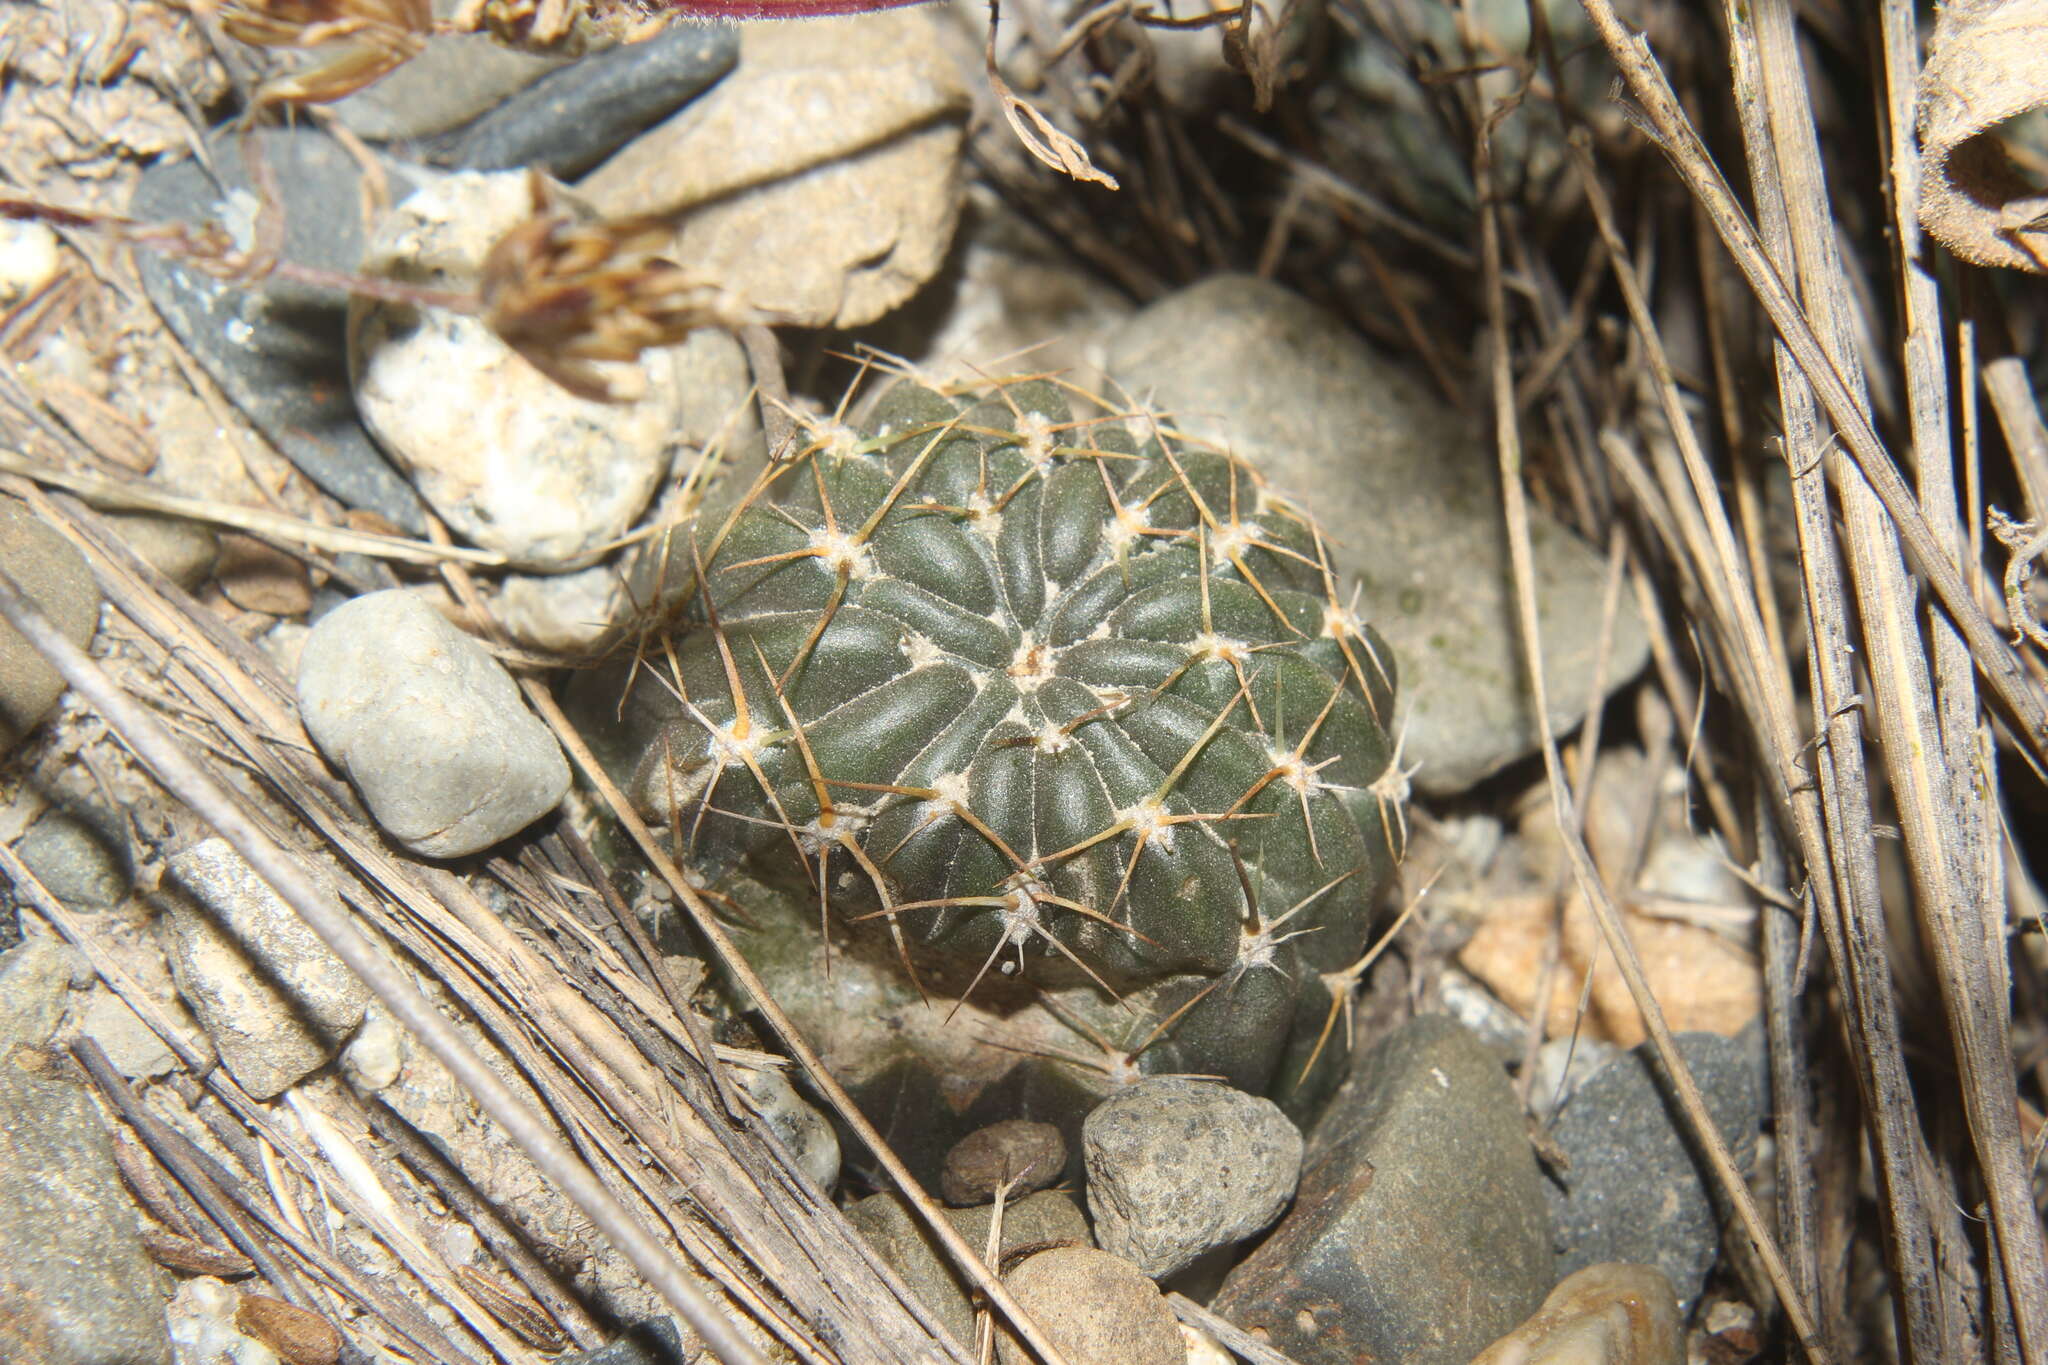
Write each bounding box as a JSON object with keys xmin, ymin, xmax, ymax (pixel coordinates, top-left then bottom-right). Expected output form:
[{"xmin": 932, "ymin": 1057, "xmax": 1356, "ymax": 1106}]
[{"xmin": 605, "ymin": 378, "xmax": 1404, "ymax": 1098}]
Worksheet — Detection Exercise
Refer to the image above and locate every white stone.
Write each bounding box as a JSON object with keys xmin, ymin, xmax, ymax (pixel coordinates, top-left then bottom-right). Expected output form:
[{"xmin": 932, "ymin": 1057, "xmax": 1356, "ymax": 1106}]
[
  {"xmin": 350, "ymin": 171, "xmax": 687, "ymax": 569},
  {"xmin": 342, "ymin": 1007, "xmax": 404, "ymax": 1091},
  {"xmin": 0, "ymin": 220, "xmax": 60, "ymax": 302}
]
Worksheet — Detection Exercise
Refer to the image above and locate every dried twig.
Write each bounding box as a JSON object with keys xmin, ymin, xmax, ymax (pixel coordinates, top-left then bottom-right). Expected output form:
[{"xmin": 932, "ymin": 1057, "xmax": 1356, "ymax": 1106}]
[{"xmin": 0, "ymin": 565, "xmax": 770, "ymax": 1365}]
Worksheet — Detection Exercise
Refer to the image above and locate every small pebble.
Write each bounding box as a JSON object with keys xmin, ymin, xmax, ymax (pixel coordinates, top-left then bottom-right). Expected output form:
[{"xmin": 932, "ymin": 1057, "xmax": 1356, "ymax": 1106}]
[
  {"xmin": 15, "ymin": 809, "xmax": 128, "ymax": 911},
  {"xmin": 729, "ymin": 1062, "xmax": 840, "ymax": 1192},
  {"xmin": 104, "ymin": 512, "xmax": 218, "ymax": 589},
  {"xmin": 1083, "ymin": 1077, "xmax": 1301, "ymax": 1279},
  {"xmin": 234, "ymin": 1294, "xmax": 342, "ymax": 1365},
  {"xmin": 0, "ymin": 219, "xmax": 60, "ymax": 301},
  {"xmin": 1544, "ymin": 1034, "xmax": 1763, "ymax": 1308},
  {"xmin": 76, "ymin": 987, "xmax": 179, "ymax": 1081},
  {"xmin": 494, "ymin": 565, "xmax": 625, "ymax": 655},
  {"xmin": 0, "ymin": 495, "xmax": 101, "ymax": 754},
  {"xmin": 996, "ymin": 1246, "xmax": 1184, "ymax": 1365},
  {"xmin": 942, "ymin": 1119, "xmax": 1066, "ymax": 1206},
  {"xmin": 167, "ymin": 1276, "xmax": 276, "ymax": 1365},
  {"xmin": 330, "ymin": 32, "xmax": 566, "ymax": 141},
  {"xmin": 296, "ymin": 589, "xmax": 570, "ymax": 858},
  {"xmin": 0, "ymin": 934, "xmax": 77, "ymax": 1051},
  {"xmin": 552, "ymin": 1317, "xmax": 687, "ymax": 1365},
  {"xmin": 342, "ymin": 1008, "xmax": 404, "ymax": 1091},
  {"xmin": 162, "ymin": 838, "xmax": 370, "ymax": 1099},
  {"xmin": 1468, "ymin": 1263, "xmax": 1682, "ymax": 1365},
  {"xmin": 215, "ymin": 532, "xmax": 313, "ymax": 617}
]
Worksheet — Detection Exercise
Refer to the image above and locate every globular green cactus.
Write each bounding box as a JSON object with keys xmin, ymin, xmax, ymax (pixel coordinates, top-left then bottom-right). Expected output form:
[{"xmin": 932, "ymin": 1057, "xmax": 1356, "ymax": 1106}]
[{"xmin": 616, "ymin": 378, "xmax": 1404, "ymax": 1098}]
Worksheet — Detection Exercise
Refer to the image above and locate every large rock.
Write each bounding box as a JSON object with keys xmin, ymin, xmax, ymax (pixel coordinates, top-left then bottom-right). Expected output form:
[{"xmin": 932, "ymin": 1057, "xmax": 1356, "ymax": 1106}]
[
  {"xmin": 1083, "ymin": 1077, "xmax": 1301, "ymax": 1278},
  {"xmin": 162, "ymin": 838, "xmax": 369, "ymax": 1099},
  {"xmin": 0, "ymin": 496, "xmax": 100, "ymax": 753},
  {"xmin": 581, "ymin": 11, "xmax": 969, "ymax": 329},
  {"xmin": 1214, "ymin": 1015, "xmax": 1554, "ymax": 1364},
  {"xmin": 1106, "ymin": 275, "xmax": 1648, "ymax": 795},
  {"xmin": 350, "ymin": 171, "xmax": 691, "ymax": 570},
  {"xmin": 0, "ymin": 1052, "xmax": 171, "ymax": 1364},
  {"xmin": 1544, "ymin": 1033, "xmax": 1764, "ymax": 1307},
  {"xmin": 297, "ymin": 590, "xmax": 570, "ymax": 857}
]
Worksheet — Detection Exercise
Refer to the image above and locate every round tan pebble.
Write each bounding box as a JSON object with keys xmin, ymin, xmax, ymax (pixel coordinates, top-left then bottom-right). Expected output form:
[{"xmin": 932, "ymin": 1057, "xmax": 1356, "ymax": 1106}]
[
  {"xmin": 941, "ymin": 1119, "xmax": 1066, "ymax": 1206},
  {"xmin": 996, "ymin": 1246, "xmax": 1184, "ymax": 1365}
]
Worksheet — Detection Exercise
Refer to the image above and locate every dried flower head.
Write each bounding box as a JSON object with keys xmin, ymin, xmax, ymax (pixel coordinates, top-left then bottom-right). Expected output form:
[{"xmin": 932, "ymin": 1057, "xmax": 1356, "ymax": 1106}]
[
  {"xmin": 212, "ymin": 0, "xmax": 432, "ymax": 104},
  {"xmin": 479, "ymin": 174, "xmax": 750, "ymax": 403}
]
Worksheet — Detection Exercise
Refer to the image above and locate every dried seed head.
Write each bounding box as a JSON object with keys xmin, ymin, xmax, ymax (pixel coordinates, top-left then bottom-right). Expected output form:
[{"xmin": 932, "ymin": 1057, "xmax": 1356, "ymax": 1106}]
[
  {"xmin": 211, "ymin": 0, "xmax": 431, "ymax": 104},
  {"xmin": 479, "ymin": 174, "xmax": 751, "ymax": 402},
  {"xmin": 454, "ymin": 0, "xmax": 657, "ymax": 49}
]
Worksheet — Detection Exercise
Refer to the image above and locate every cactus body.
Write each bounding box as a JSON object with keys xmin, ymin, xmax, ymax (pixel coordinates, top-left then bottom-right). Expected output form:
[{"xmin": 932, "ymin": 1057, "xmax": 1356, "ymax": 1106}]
[{"xmin": 618, "ymin": 379, "xmax": 1402, "ymax": 1095}]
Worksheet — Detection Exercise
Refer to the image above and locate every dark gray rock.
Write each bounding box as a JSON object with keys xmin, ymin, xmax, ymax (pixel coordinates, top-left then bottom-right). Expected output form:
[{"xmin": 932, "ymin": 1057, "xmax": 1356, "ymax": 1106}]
[
  {"xmin": 997, "ymin": 1246, "xmax": 1185, "ymax": 1365},
  {"xmin": 0, "ymin": 1054, "xmax": 171, "ymax": 1365},
  {"xmin": 15, "ymin": 810, "xmax": 128, "ymax": 911},
  {"xmin": 0, "ymin": 496, "xmax": 100, "ymax": 753},
  {"xmin": 431, "ymin": 25, "xmax": 738, "ymax": 178},
  {"xmin": 846, "ymin": 1189, "xmax": 1090, "ymax": 1351},
  {"xmin": 1214, "ymin": 1015, "xmax": 1554, "ymax": 1365},
  {"xmin": 1544, "ymin": 1032, "xmax": 1764, "ymax": 1307},
  {"xmin": 296, "ymin": 589, "xmax": 569, "ymax": 857},
  {"xmin": 943, "ymin": 1119, "xmax": 1067, "ymax": 1207},
  {"xmin": 1106, "ymin": 276, "xmax": 1649, "ymax": 796},
  {"xmin": 131, "ymin": 127, "xmax": 427, "ymax": 531},
  {"xmin": 1083, "ymin": 1077, "xmax": 1301, "ymax": 1278}
]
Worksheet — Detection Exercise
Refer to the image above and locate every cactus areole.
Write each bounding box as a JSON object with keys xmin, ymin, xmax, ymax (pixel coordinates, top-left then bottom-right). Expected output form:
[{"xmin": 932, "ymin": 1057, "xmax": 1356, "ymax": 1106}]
[{"xmin": 625, "ymin": 379, "xmax": 1405, "ymax": 1097}]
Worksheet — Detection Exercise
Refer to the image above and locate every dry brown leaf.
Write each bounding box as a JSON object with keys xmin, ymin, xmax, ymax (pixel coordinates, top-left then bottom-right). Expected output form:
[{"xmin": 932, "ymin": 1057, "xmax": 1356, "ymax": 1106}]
[
  {"xmin": 234, "ymin": 1294, "xmax": 343, "ymax": 1365},
  {"xmin": 1917, "ymin": 0, "xmax": 2048, "ymax": 272},
  {"xmin": 216, "ymin": 532, "xmax": 313, "ymax": 616}
]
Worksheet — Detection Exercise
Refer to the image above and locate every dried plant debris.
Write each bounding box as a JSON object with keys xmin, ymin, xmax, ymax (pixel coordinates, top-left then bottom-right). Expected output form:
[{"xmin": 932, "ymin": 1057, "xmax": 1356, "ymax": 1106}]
[
  {"xmin": 479, "ymin": 173, "xmax": 753, "ymax": 402},
  {"xmin": 1917, "ymin": 0, "xmax": 2048, "ymax": 272}
]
